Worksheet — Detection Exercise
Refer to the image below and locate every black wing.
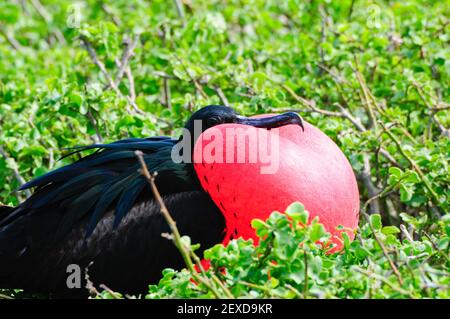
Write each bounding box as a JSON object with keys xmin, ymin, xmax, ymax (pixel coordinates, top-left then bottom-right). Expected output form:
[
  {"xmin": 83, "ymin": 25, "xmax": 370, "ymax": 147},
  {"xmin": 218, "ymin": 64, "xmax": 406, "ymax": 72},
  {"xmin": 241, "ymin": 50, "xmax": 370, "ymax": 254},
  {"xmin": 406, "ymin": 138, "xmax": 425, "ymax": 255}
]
[{"xmin": 0, "ymin": 136, "xmax": 196, "ymax": 240}]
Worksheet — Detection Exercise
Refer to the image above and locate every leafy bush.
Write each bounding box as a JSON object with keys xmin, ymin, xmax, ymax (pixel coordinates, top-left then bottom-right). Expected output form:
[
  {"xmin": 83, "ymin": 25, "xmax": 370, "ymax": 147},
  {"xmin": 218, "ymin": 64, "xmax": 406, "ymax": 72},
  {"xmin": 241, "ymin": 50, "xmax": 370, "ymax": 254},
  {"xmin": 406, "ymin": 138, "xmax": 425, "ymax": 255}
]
[
  {"xmin": 141, "ymin": 203, "xmax": 449, "ymax": 299},
  {"xmin": 0, "ymin": 0, "xmax": 449, "ymax": 299}
]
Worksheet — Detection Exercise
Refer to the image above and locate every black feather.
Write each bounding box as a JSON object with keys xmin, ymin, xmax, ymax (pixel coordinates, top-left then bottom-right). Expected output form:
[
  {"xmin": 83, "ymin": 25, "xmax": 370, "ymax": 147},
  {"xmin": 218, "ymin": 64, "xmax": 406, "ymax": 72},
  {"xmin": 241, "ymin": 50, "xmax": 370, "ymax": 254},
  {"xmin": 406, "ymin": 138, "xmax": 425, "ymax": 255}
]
[{"xmin": 2, "ymin": 136, "xmax": 193, "ymax": 241}]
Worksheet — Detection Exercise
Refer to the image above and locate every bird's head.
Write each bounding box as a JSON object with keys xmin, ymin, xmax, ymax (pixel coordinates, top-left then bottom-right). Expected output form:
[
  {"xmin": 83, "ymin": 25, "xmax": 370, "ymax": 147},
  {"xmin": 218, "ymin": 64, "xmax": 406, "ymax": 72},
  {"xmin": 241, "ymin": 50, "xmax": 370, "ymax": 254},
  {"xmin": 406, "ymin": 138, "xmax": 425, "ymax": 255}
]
[
  {"xmin": 181, "ymin": 105, "xmax": 304, "ymax": 149},
  {"xmin": 182, "ymin": 105, "xmax": 359, "ymax": 252}
]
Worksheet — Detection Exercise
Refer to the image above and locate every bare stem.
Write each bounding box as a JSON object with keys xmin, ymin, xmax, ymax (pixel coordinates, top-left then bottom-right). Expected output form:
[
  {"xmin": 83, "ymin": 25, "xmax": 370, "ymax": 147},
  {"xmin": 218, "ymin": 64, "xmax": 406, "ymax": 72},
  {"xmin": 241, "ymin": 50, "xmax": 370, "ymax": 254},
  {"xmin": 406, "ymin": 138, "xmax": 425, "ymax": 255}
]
[
  {"xmin": 0, "ymin": 145, "xmax": 31, "ymax": 199},
  {"xmin": 80, "ymin": 35, "xmax": 145, "ymax": 115},
  {"xmin": 353, "ymin": 266, "xmax": 414, "ymax": 297},
  {"xmin": 379, "ymin": 121, "xmax": 441, "ymax": 209},
  {"xmin": 134, "ymin": 150, "xmax": 229, "ymax": 298},
  {"xmin": 362, "ymin": 212, "xmax": 404, "ymax": 285}
]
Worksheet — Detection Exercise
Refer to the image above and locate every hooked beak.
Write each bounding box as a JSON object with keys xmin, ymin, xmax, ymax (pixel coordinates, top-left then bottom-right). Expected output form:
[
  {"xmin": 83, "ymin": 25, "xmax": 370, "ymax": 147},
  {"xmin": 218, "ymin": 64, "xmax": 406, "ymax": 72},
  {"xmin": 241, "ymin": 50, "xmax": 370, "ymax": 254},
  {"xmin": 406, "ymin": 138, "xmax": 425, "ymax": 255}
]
[{"xmin": 236, "ymin": 112, "xmax": 304, "ymax": 131}]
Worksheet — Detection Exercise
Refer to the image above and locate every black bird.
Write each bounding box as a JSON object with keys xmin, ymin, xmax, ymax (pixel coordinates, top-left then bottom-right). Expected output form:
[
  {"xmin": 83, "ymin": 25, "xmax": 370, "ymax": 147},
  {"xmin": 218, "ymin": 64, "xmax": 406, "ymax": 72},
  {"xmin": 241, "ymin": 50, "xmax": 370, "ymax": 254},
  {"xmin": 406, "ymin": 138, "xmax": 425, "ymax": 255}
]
[{"xmin": 0, "ymin": 105, "xmax": 303, "ymax": 297}]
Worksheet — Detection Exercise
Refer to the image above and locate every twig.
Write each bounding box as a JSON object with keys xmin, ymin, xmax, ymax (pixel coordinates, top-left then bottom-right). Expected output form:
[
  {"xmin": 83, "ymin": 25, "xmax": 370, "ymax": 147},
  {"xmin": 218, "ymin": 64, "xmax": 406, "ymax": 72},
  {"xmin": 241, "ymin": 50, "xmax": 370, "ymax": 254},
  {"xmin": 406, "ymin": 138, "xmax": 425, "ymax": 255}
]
[
  {"xmin": 379, "ymin": 121, "xmax": 441, "ymax": 209},
  {"xmin": 303, "ymin": 250, "xmax": 309, "ymax": 298},
  {"xmin": 0, "ymin": 293, "xmax": 13, "ymax": 299},
  {"xmin": 173, "ymin": 0, "xmax": 187, "ymax": 27},
  {"xmin": 113, "ymin": 36, "xmax": 139, "ymax": 89},
  {"xmin": 238, "ymin": 281, "xmax": 281, "ymax": 298},
  {"xmin": 282, "ymin": 85, "xmax": 400, "ymax": 168},
  {"xmin": 285, "ymin": 284, "xmax": 303, "ymax": 298},
  {"xmin": 99, "ymin": 284, "xmax": 122, "ymax": 299},
  {"xmin": 348, "ymin": 0, "xmax": 356, "ymax": 20},
  {"xmin": 214, "ymin": 86, "xmax": 229, "ymax": 106},
  {"xmin": 84, "ymin": 261, "xmax": 100, "ymax": 297},
  {"xmin": 413, "ymin": 83, "xmax": 449, "ymax": 137},
  {"xmin": 353, "ymin": 266, "xmax": 414, "ymax": 297},
  {"xmin": 175, "ymin": 56, "xmax": 208, "ymax": 99},
  {"xmin": 80, "ymin": 35, "xmax": 145, "ymax": 115},
  {"xmin": 0, "ymin": 28, "xmax": 23, "ymax": 50},
  {"xmin": 362, "ymin": 212, "xmax": 404, "ymax": 285},
  {"xmin": 282, "ymin": 84, "xmax": 340, "ymax": 117},
  {"xmin": 353, "ymin": 63, "xmax": 379, "ymax": 133},
  {"xmin": 319, "ymin": 6, "xmax": 327, "ymax": 69},
  {"xmin": 86, "ymin": 110, "xmax": 103, "ymax": 143},
  {"xmin": 125, "ymin": 67, "xmax": 136, "ymax": 102},
  {"xmin": 101, "ymin": 3, "xmax": 122, "ymax": 26},
  {"xmin": 363, "ymin": 181, "xmax": 401, "ymax": 214},
  {"xmin": 30, "ymin": 0, "xmax": 66, "ymax": 44},
  {"xmin": 163, "ymin": 77, "xmax": 171, "ymax": 109},
  {"xmin": 80, "ymin": 35, "xmax": 119, "ymax": 91},
  {"xmin": 48, "ymin": 148, "xmax": 54, "ymax": 169},
  {"xmin": 30, "ymin": 0, "xmax": 51, "ymax": 22},
  {"xmin": 422, "ymin": 232, "xmax": 450, "ymax": 264},
  {"xmin": 359, "ymin": 154, "xmax": 380, "ymax": 214},
  {"xmin": 134, "ymin": 151, "xmax": 228, "ymax": 298},
  {"xmin": 114, "ymin": 58, "xmax": 137, "ymax": 103},
  {"xmin": 399, "ymin": 224, "xmax": 414, "ymax": 242},
  {"xmin": 0, "ymin": 146, "xmax": 31, "ymax": 199},
  {"xmin": 315, "ymin": 62, "xmax": 350, "ymax": 85}
]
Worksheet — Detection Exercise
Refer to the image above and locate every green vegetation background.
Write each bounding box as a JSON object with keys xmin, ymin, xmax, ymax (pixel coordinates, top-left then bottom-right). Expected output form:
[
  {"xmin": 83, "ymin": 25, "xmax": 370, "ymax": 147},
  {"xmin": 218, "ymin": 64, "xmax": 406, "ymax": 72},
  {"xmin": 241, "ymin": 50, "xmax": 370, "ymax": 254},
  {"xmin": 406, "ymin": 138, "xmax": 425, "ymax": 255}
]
[{"xmin": 0, "ymin": 0, "xmax": 448, "ymax": 298}]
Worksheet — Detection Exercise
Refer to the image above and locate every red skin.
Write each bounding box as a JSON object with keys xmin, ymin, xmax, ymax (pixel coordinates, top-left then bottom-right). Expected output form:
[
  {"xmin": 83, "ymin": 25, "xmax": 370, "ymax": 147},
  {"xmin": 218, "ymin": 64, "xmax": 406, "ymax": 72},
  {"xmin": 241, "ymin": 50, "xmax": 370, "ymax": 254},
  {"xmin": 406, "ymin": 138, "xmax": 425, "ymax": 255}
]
[{"xmin": 193, "ymin": 119, "xmax": 359, "ymax": 252}]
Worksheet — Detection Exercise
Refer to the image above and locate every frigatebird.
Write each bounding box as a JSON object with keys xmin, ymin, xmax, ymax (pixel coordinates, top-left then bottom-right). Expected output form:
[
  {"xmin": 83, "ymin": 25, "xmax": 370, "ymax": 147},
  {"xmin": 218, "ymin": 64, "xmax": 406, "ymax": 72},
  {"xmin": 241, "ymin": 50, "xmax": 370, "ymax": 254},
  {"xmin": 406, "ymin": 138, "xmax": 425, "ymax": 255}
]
[{"xmin": 0, "ymin": 105, "xmax": 305, "ymax": 297}]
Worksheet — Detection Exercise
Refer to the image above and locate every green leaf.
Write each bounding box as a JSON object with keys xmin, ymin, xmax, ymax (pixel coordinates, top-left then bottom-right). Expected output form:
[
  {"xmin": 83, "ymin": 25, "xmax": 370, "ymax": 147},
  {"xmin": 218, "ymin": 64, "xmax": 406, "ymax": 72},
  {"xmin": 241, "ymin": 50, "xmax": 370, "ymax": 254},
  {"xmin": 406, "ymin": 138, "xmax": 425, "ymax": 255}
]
[
  {"xmin": 382, "ymin": 226, "xmax": 400, "ymax": 235},
  {"xmin": 389, "ymin": 167, "xmax": 403, "ymax": 178},
  {"xmin": 400, "ymin": 184, "xmax": 414, "ymax": 202},
  {"xmin": 370, "ymin": 214, "xmax": 382, "ymax": 231},
  {"xmin": 310, "ymin": 223, "xmax": 326, "ymax": 242},
  {"xmin": 286, "ymin": 202, "xmax": 308, "ymax": 224}
]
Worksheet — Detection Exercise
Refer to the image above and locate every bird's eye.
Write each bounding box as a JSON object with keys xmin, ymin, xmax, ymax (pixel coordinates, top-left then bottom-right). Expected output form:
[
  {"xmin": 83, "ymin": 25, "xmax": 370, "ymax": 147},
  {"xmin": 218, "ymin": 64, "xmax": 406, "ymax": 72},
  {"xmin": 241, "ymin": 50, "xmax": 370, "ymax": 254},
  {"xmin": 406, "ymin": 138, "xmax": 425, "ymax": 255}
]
[{"xmin": 206, "ymin": 117, "xmax": 221, "ymax": 127}]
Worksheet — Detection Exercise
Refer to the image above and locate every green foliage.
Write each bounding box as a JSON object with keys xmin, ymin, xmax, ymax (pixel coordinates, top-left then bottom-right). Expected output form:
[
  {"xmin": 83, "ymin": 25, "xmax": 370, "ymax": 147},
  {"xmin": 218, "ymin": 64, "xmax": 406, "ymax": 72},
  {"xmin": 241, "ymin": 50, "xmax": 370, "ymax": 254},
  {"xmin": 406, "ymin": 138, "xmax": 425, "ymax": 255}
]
[
  {"xmin": 0, "ymin": 0, "xmax": 449, "ymax": 298},
  {"xmin": 146, "ymin": 203, "xmax": 449, "ymax": 299}
]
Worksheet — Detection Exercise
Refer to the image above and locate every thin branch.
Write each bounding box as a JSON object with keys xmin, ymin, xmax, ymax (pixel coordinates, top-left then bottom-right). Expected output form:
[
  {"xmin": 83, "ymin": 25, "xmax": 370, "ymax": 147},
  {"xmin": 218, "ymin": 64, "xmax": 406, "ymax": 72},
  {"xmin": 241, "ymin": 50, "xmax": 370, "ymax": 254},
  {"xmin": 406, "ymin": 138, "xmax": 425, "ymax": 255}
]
[
  {"xmin": 173, "ymin": 0, "xmax": 187, "ymax": 27},
  {"xmin": 163, "ymin": 78, "xmax": 171, "ymax": 109},
  {"xmin": 353, "ymin": 64, "xmax": 379, "ymax": 133},
  {"xmin": 413, "ymin": 82, "xmax": 449, "ymax": 137},
  {"xmin": 80, "ymin": 35, "xmax": 118, "ymax": 91},
  {"xmin": 315, "ymin": 62, "xmax": 350, "ymax": 85},
  {"xmin": 84, "ymin": 261, "xmax": 100, "ymax": 297},
  {"xmin": 30, "ymin": 0, "xmax": 66, "ymax": 44},
  {"xmin": 422, "ymin": 232, "xmax": 450, "ymax": 264},
  {"xmin": 303, "ymin": 250, "xmax": 309, "ymax": 298},
  {"xmin": 135, "ymin": 151, "xmax": 230, "ymax": 299},
  {"xmin": 214, "ymin": 86, "xmax": 229, "ymax": 106},
  {"xmin": 282, "ymin": 84, "xmax": 341, "ymax": 117},
  {"xmin": 125, "ymin": 67, "xmax": 136, "ymax": 102},
  {"xmin": 86, "ymin": 110, "xmax": 103, "ymax": 143},
  {"xmin": 282, "ymin": 84, "xmax": 400, "ymax": 168},
  {"xmin": 0, "ymin": 28, "xmax": 23, "ymax": 50},
  {"xmin": 101, "ymin": 3, "xmax": 122, "ymax": 26},
  {"xmin": 0, "ymin": 146, "xmax": 31, "ymax": 198},
  {"xmin": 362, "ymin": 212, "xmax": 404, "ymax": 286},
  {"xmin": 175, "ymin": 56, "xmax": 208, "ymax": 99},
  {"xmin": 99, "ymin": 284, "xmax": 122, "ymax": 299},
  {"xmin": 379, "ymin": 122, "xmax": 441, "ymax": 209},
  {"xmin": 113, "ymin": 35, "xmax": 139, "ymax": 89},
  {"xmin": 319, "ymin": 6, "xmax": 327, "ymax": 68},
  {"xmin": 359, "ymin": 154, "xmax": 380, "ymax": 214},
  {"xmin": 30, "ymin": 0, "xmax": 51, "ymax": 22},
  {"xmin": 0, "ymin": 293, "xmax": 13, "ymax": 299},
  {"xmin": 80, "ymin": 35, "xmax": 145, "ymax": 115},
  {"xmin": 363, "ymin": 179, "xmax": 403, "ymax": 214},
  {"xmin": 114, "ymin": 58, "xmax": 137, "ymax": 104},
  {"xmin": 353, "ymin": 266, "xmax": 414, "ymax": 297},
  {"xmin": 348, "ymin": 0, "xmax": 356, "ymax": 20}
]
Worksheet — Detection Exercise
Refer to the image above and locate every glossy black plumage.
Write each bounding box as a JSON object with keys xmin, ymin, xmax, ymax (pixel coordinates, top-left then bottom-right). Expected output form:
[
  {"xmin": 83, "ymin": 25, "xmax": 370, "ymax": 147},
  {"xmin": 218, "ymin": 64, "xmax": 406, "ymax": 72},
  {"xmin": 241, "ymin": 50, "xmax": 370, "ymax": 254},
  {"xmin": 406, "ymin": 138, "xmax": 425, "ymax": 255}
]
[
  {"xmin": 0, "ymin": 192, "xmax": 225, "ymax": 297},
  {"xmin": 0, "ymin": 105, "xmax": 303, "ymax": 297}
]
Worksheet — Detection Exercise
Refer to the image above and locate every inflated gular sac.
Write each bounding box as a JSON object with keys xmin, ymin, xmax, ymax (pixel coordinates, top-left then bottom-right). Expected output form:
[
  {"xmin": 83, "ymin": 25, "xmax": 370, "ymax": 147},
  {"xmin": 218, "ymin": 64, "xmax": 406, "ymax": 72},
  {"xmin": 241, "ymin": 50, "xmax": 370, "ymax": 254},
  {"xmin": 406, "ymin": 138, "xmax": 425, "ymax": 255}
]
[{"xmin": 193, "ymin": 119, "xmax": 359, "ymax": 251}]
